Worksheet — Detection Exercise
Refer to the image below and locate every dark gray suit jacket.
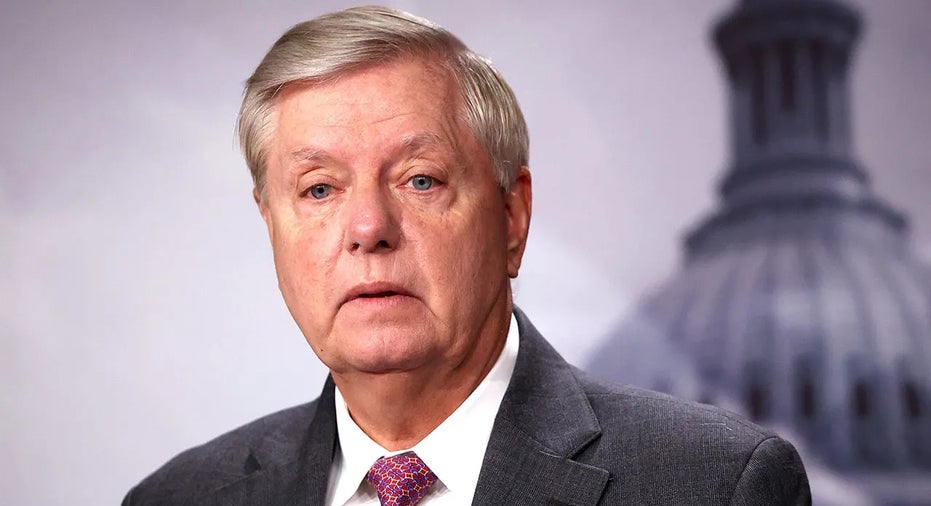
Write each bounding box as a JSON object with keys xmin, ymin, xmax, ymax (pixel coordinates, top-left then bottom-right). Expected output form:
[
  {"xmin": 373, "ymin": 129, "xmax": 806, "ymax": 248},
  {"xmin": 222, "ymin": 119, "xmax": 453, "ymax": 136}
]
[{"xmin": 124, "ymin": 309, "xmax": 810, "ymax": 505}]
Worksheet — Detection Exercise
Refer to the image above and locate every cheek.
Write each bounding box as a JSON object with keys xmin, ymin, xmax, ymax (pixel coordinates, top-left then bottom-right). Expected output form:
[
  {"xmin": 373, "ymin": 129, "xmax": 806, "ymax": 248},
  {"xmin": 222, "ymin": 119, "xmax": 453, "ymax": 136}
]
[
  {"xmin": 271, "ymin": 218, "xmax": 341, "ymax": 304},
  {"xmin": 413, "ymin": 200, "xmax": 508, "ymax": 291}
]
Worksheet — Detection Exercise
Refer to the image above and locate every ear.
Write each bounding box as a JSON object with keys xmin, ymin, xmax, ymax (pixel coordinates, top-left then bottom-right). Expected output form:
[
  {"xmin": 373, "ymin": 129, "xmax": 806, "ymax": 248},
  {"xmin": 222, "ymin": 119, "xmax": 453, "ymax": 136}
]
[
  {"xmin": 254, "ymin": 187, "xmax": 274, "ymax": 243},
  {"xmin": 504, "ymin": 166, "xmax": 532, "ymax": 278}
]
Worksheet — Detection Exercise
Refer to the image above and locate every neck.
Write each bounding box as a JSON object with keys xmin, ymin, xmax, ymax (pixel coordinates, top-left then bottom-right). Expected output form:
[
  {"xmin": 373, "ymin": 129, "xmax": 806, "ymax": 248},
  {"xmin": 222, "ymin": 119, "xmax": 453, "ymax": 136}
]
[{"xmin": 334, "ymin": 301, "xmax": 511, "ymax": 451}]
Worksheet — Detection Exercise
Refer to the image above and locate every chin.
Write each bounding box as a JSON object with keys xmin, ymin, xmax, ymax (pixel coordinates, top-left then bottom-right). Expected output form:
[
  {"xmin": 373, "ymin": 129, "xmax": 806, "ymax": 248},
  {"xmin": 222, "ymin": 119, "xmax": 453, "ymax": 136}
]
[{"xmin": 333, "ymin": 324, "xmax": 438, "ymax": 374}]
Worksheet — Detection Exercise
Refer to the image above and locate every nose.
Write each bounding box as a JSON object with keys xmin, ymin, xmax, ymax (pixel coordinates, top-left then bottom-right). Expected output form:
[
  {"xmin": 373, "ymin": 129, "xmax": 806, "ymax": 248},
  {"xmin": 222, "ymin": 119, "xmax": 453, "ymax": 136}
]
[{"xmin": 344, "ymin": 184, "xmax": 400, "ymax": 254}]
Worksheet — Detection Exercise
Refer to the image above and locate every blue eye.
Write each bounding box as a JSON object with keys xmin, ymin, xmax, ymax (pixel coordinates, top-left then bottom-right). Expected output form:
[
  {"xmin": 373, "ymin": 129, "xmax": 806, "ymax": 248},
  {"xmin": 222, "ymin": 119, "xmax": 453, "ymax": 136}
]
[
  {"xmin": 307, "ymin": 183, "xmax": 332, "ymax": 199},
  {"xmin": 410, "ymin": 175, "xmax": 435, "ymax": 191}
]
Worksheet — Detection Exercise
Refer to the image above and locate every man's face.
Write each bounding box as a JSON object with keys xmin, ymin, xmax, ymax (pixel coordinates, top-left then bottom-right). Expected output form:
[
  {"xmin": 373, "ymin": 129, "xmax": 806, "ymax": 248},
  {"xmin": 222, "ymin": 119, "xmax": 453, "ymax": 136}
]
[{"xmin": 258, "ymin": 58, "xmax": 531, "ymax": 377}]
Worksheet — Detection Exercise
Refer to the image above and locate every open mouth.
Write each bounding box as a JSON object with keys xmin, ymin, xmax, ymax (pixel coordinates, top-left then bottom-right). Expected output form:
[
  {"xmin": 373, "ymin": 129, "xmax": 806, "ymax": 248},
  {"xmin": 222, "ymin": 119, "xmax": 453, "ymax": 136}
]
[
  {"xmin": 356, "ymin": 291, "xmax": 401, "ymax": 299},
  {"xmin": 344, "ymin": 283, "xmax": 413, "ymax": 306}
]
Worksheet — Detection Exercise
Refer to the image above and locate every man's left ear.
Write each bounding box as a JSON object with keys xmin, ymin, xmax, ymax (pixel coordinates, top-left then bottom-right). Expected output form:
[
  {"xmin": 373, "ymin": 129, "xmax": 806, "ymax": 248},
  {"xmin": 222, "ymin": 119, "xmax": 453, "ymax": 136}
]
[{"xmin": 505, "ymin": 166, "xmax": 532, "ymax": 279}]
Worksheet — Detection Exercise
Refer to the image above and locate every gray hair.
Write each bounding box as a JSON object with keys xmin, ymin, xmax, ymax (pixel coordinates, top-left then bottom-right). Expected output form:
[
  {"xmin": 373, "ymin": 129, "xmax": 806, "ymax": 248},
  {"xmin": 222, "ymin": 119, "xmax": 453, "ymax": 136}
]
[{"xmin": 238, "ymin": 6, "xmax": 529, "ymax": 198}]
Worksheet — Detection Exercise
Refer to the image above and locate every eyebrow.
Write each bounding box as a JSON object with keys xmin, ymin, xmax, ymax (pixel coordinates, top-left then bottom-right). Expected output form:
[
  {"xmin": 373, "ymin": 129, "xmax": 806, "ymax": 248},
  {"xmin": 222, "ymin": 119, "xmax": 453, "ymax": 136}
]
[
  {"xmin": 289, "ymin": 147, "xmax": 332, "ymax": 166},
  {"xmin": 288, "ymin": 132, "xmax": 450, "ymax": 167},
  {"xmin": 398, "ymin": 132, "xmax": 445, "ymax": 155}
]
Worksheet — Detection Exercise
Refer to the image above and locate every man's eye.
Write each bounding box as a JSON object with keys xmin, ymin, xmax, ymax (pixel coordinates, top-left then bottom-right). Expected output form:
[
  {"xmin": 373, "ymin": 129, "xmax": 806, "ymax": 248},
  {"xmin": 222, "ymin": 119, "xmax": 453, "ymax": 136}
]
[
  {"xmin": 409, "ymin": 175, "xmax": 435, "ymax": 191},
  {"xmin": 306, "ymin": 183, "xmax": 332, "ymax": 199}
]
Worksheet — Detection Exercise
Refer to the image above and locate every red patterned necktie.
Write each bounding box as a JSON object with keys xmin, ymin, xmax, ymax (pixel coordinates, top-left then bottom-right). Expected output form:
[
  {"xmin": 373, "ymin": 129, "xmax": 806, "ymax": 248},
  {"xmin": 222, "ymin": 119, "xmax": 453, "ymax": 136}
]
[{"xmin": 365, "ymin": 451, "xmax": 438, "ymax": 506}]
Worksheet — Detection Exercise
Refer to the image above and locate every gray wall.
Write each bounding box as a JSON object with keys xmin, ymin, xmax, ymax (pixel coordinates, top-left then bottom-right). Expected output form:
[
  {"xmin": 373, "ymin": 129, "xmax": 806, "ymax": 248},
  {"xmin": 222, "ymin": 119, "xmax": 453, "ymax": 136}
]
[{"xmin": 2, "ymin": 1, "xmax": 929, "ymax": 504}]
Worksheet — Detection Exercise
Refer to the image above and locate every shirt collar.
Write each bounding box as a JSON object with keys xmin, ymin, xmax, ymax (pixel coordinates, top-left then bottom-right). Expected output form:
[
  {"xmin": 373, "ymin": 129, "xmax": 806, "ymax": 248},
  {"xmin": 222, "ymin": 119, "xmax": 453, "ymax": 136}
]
[{"xmin": 329, "ymin": 313, "xmax": 519, "ymax": 505}]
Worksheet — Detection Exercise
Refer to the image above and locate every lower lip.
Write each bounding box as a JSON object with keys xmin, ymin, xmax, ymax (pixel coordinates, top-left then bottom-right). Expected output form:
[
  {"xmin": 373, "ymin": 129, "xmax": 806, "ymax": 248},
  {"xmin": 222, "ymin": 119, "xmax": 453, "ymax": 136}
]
[{"xmin": 344, "ymin": 294, "xmax": 416, "ymax": 309}]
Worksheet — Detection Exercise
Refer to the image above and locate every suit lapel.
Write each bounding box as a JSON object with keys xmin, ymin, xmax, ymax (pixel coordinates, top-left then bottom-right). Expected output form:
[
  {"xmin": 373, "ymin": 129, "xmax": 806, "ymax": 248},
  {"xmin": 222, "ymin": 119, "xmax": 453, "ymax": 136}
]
[
  {"xmin": 210, "ymin": 309, "xmax": 609, "ymax": 505},
  {"xmin": 213, "ymin": 377, "xmax": 338, "ymax": 505},
  {"xmin": 472, "ymin": 308, "xmax": 610, "ymax": 506}
]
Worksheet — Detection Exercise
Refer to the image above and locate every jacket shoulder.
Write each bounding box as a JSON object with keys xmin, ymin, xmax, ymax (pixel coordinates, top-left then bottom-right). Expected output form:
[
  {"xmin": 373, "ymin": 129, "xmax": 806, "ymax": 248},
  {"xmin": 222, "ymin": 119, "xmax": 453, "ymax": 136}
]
[
  {"xmin": 575, "ymin": 372, "xmax": 809, "ymax": 504},
  {"xmin": 123, "ymin": 400, "xmax": 319, "ymax": 505},
  {"xmin": 581, "ymin": 373, "xmax": 774, "ymax": 443}
]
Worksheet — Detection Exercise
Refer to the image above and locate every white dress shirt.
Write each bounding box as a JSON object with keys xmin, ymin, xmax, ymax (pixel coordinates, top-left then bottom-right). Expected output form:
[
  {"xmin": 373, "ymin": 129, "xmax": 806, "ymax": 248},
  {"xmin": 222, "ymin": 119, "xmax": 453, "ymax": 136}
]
[{"xmin": 325, "ymin": 314, "xmax": 519, "ymax": 506}]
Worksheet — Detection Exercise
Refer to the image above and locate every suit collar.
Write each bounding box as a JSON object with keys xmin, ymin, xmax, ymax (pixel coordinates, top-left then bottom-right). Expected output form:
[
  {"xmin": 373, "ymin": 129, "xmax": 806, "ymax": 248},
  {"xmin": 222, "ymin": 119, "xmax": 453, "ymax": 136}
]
[
  {"xmin": 213, "ymin": 377, "xmax": 337, "ymax": 505},
  {"xmin": 472, "ymin": 306, "xmax": 610, "ymax": 506},
  {"xmin": 211, "ymin": 307, "xmax": 609, "ymax": 505},
  {"xmin": 501, "ymin": 307, "xmax": 603, "ymax": 457}
]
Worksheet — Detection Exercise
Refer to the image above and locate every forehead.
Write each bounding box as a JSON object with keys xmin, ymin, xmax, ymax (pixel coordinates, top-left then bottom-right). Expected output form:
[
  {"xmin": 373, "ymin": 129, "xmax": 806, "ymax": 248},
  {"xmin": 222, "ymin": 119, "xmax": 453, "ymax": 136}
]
[{"xmin": 270, "ymin": 58, "xmax": 466, "ymax": 152}]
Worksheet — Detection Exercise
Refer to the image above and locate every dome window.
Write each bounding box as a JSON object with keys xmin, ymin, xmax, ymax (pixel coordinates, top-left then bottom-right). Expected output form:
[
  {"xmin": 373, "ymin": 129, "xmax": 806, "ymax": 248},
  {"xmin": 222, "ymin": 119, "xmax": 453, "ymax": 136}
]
[
  {"xmin": 796, "ymin": 359, "xmax": 817, "ymax": 420},
  {"xmin": 778, "ymin": 40, "xmax": 796, "ymax": 111},
  {"xmin": 748, "ymin": 383, "xmax": 768, "ymax": 421},
  {"xmin": 853, "ymin": 381, "xmax": 872, "ymax": 419},
  {"xmin": 810, "ymin": 40, "xmax": 829, "ymax": 141},
  {"xmin": 750, "ymin": 44, "xmax": 767, "ymax": 145},
  {"xmin": 902, "ymin": 381, "xmax": 922, "ymax": 419},
  {"xmin": 799, "ymin": 377, "xmax": 816, "ymax": 420}
]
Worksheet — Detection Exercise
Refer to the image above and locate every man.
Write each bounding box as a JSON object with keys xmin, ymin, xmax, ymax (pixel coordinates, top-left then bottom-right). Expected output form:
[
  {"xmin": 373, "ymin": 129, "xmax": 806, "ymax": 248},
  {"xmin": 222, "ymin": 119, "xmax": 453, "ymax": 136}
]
[{"xmin": 125, "ymin": 6, "xmax": 810, "ymax": 505}]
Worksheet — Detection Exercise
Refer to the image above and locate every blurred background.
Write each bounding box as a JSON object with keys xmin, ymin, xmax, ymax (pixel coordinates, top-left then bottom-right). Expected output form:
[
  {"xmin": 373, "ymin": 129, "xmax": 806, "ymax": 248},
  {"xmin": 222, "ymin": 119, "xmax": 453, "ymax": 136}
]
[{"xmin": 2, "ymin": 0, "xmax": 929, "ymax": 504}]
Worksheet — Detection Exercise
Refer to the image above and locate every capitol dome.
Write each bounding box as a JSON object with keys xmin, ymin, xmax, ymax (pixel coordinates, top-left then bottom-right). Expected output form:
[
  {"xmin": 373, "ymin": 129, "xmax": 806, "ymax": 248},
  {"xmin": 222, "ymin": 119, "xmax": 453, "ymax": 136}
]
[{"xmin": 588, "ymin": 0, "xmax": 931, "ymax": 477}]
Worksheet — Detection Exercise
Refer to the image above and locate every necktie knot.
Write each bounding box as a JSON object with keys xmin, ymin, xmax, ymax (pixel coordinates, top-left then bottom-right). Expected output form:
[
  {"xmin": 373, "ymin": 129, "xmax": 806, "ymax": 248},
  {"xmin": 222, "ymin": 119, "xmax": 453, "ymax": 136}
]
[{"xmin": 365, "ymin": 451, "xmax": 437, "ymax": 506}]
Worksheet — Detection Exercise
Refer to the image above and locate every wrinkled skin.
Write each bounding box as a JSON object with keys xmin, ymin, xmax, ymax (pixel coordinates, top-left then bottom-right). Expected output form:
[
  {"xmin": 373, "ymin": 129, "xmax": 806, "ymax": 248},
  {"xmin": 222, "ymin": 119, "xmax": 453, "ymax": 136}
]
[{"xmin": 256, "ymin": 57, "xmax": 531, "ymax": 410}]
